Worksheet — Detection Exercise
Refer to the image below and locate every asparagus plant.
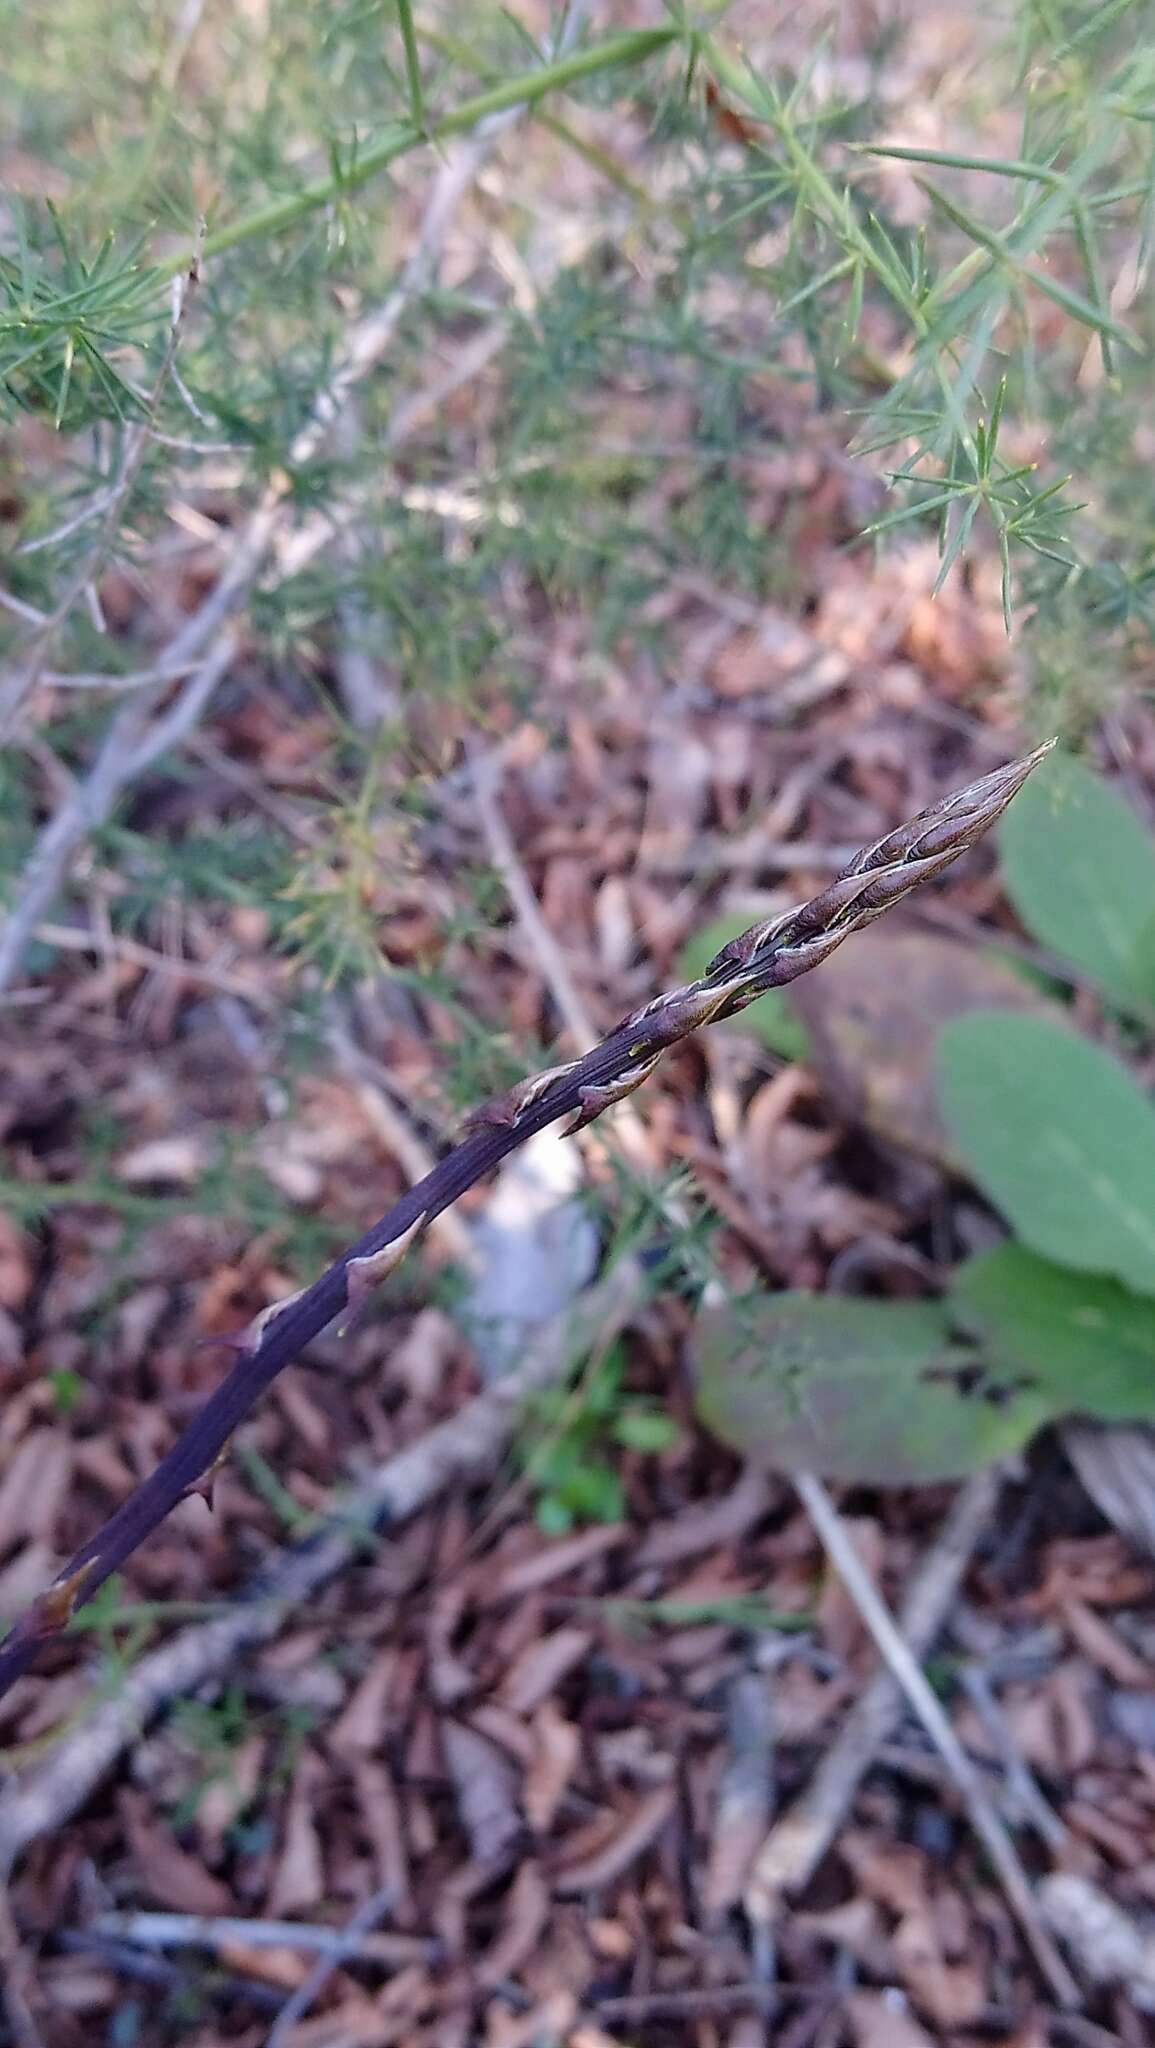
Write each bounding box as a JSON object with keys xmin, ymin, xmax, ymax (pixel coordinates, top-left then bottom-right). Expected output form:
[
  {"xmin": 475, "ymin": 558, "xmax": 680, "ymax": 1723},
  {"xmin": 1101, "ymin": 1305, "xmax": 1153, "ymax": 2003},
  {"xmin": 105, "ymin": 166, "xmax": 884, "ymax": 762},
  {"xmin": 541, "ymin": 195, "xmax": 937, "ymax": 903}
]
[{"xmin": 0, "ymin": 741, "xmax": 1053, "ymax": 1699}]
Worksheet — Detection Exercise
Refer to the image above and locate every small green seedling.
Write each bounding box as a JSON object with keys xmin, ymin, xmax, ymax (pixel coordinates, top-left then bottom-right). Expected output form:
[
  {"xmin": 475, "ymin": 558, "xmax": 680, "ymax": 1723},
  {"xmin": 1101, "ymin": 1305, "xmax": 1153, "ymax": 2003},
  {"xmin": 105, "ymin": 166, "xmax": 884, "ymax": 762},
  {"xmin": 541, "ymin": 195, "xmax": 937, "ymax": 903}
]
[{"xmin": 520, "ymin": 1341, "xmax": 677, "ymax": 1533}]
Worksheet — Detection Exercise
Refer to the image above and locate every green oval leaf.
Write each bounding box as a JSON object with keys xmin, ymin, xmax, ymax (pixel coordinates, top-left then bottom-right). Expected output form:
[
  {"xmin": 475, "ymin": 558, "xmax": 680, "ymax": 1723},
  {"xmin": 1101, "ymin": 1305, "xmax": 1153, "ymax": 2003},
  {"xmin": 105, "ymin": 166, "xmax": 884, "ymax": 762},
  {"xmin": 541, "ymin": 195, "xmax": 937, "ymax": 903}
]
[
  {"xmin": 678, "ymin": 917, "xmax": 810, "ymax": 1061},
  {"xmin": 998, "ymin": 750, "xmax": 1155, "ymax": 1015},
  {"xmin": 936, "ymin": 1012, "xmax": 1155, "ymax": 1295},
  {"xmin": 692, "ymin": 1292, "xmax": 1051, "ymax": 1484},
  {"xmin": 612, "ymin": 1406, "xmax": 678, "ymax": 1453},
  {"xmin": 950, "ymin": 1245, "xmax": 1155, "ymax": 1423}
]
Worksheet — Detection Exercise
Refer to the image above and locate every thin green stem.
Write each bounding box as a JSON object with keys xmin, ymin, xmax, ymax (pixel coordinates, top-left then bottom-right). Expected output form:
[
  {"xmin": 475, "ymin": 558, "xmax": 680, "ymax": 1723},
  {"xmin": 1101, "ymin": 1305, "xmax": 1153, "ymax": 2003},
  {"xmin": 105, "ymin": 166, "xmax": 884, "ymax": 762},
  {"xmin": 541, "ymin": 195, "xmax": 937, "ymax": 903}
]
[
  {"xmin": 160, "ymin": 27, "xmax": 678, "ymax": 277},
  {"xmin": 395, "ymin": 0, "xmax": 426, "ymax": 132},
  {"xmin": 857, "ymin": 143, "xmax": 1064, "ymax": 184}
]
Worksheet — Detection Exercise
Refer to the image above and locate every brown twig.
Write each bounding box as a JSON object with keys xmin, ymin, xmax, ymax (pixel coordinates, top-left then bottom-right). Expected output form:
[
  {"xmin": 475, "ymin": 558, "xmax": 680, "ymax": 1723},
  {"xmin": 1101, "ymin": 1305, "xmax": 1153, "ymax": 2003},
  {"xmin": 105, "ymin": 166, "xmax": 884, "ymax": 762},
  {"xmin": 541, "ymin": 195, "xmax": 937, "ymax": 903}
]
[
  {"xmin": 265, "ymin": 1882, "xmax": 398, "ymax": 2048},
  {"xmin": 789, "ymin": 1468, "xmax": 1080, "ymax": 2008},
  {"xmin": 959, "ymin": 1662, "xmax": 1067, "ymax": 1850},
  {"xmin": 470, "ymin": 742, "xmax": 673, "ymax": 1206},
  {"xmin": 0, "ymin": 631, "xmax": 236, "ymax": 993},
  {"xmin": 0, "ymin": 745, "xmax": 1051, "ymax": 1702},
  {"xmin": 471, "ymin": 744, "xmax": 597, "ymax": 1054},
  {"xmin": 747, "ymin": 1467, "xmax": 1000, "ymax": 1918},
  {"xmin": 80, "ymin": 1911, "xmax": 433, "ymax": 1967},
  {"xmin": 32, "ymin": 920, "xmax": 276, "ymax": 1009},
  {"xmin": 595, "ymin": 1984, "xmax": 784, "ymax": 2022}
]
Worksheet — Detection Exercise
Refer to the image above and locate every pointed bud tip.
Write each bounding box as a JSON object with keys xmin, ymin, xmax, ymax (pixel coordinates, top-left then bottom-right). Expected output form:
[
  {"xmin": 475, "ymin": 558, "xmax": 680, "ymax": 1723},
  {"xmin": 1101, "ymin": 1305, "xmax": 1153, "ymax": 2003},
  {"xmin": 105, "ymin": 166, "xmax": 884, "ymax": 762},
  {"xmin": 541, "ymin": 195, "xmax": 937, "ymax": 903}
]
[
  {"xmin": 951, "ymin": 736, "xmax": 1057, "ymax": 824},
  {"xmin": 998, "ymin": 735, "xmax": 1058, "ymax": 796}
]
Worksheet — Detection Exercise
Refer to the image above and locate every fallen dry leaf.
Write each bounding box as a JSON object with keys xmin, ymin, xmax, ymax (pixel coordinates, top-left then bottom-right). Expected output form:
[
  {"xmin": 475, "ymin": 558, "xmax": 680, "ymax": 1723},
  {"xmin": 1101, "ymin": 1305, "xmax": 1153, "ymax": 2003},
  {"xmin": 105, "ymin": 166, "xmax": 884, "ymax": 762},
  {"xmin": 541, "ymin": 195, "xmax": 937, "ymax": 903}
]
[
  {"xmin": 1042, "ymin": 1871, "xmax": 1155, "ymax": 2009},
  {"xmin": 328, "ymin": 1649, "xmax": 397, "ymax": 1755},
  {"xmin": 703, "ymin": 1671, "xmax": 774, "ymax": 1918},
  {"xmin": 483, "ymin": 1990, "xmax": 578, "ymax": 2048},
  {"xmin": 118, "ymin": 1789, "xmax": 233, "ymax": 1915},
  {"xmin": 524, "ymin": 1699, "xmax": 581, "ymax": 1835},
  {"xmin": 116, "ymin": 1134, "xmax": 207, "ymax": 1186},
  {"xmin": 634, "ymin": 1468, "xmax": 772, "ymax": 1568},
  {"xmin": 196, "ymin": 1733, "xmax": 265, "ymax": 1856},
  {"xmin": 479, "ymin": 1860, "xmax": 550, "ymax": 1985},
  {"xmin": 499, "ymin": 1626, "xmax": 593, "ymax": 1715},
  {"xmin": 892, "ymin": 1898, "xmax": 985, "ymax": 2029},
  {"xmin": 1060, "ymin": 1594, "xmax": 1153, "ymax": 1688},
  {"xmin": 0, "ymin": 1215, "xmax": 34, "ymax": 1311},
  {"xmin": 442, "ymin": 1718, "xmax": 522, "ymax": 1868},
  {"xmin": 349, "ymin": 1755, "xmax": 412, "ymax": 1915},
  {"xmin": 817, "ymin": 1514, "xmax": 885, "ymax": 1664},
  {"xmin": 845, "ymin": 1990, "xmax": 936, "ymax": 2048},
  {"xmin": 268, "ymin": 1747, "xmax": 327, "ymax": 1915},
  {"xmin": 553, "ymin": 1785, "xmax": 676, "ymax": 1895},
  {"xmin": 789, "ymin": 928, "xmax": 1059, "ymax": 1168},
  {"xmin": 491, "ymin": 1525, "xmax": 627, "ymax": 1599},
  {"xmin": 0, "ymin": 1431, "xmax": 73, "ymax": 1550},
  {"xmin": 218, "ymin": 1937, "xmax": 311, "ymax": 1989}
]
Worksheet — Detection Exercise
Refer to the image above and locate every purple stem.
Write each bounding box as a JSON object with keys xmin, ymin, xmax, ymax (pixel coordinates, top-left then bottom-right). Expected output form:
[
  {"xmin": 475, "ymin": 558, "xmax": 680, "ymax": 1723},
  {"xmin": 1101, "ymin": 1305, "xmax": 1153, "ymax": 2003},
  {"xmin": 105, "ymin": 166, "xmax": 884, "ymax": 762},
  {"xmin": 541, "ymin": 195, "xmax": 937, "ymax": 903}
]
[{"xmin": 0, "ymin": 1016, "xmax": 643, "ymax": 1694}]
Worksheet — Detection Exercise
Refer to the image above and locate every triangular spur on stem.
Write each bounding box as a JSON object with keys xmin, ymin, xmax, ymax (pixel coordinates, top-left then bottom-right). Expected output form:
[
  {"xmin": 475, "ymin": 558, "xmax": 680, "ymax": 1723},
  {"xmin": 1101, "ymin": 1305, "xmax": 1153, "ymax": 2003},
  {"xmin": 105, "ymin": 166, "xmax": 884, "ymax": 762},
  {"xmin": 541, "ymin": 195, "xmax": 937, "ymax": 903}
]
[{"xmin": 341, "ymin": 1214, "xmax": 426, "ymax": 1334}]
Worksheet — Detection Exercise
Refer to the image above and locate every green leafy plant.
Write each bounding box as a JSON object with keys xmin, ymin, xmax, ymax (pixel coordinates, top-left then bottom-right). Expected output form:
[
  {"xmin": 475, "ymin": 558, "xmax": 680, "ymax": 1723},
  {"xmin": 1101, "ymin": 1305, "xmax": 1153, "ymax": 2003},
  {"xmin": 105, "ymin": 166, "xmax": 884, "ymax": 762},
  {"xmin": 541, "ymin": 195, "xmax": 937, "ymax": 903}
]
[
  {"xmin": 997, "ymin": 748, "xmax": 1155, "ymax": 1017},
  {"xmin": 700, "ymin": 18, "xmax": 1154, "ymax": 627},
  {"xmin": 694, "ymin": 748, "xmax": 1155, "ymax": 1486},
  {"xmin": 937, "ymin": 1010, "xmax": 1155, "ymax": 1293},
  {"xmin": 520, "ymin": 1340, "xmax": 677, "ymax": 1533},
  {"xmin": 0, "ymin": 206, "xmax": 161, "ymax": 428}
]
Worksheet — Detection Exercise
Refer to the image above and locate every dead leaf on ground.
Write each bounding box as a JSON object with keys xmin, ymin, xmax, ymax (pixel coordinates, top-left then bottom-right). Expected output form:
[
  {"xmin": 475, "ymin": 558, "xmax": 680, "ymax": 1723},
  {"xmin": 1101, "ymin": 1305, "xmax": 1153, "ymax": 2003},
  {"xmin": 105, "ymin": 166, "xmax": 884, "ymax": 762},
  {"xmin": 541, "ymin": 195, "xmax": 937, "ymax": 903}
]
[
  {"xmin": 1042, "ymin": 1870, "xmax": 1155, "ymax": 2008},
  {"xmin": 817, "ymin": 1515, "xmax": 885, "ymax": 1663},
  {"xmin": 499, "ymin": 1626, "xmax": 593, "ymax": 1714},
  {"xmin": 552, "ymin": 1785, "xmax": 676, "ymax": 1895},
  {"xmin": 0, "ymin": 1216, "xmax": 34, "ymax": 1311},
  {"xmin": 1060, "ymin": 1594, "xmax": 1153, "ymax": 1687},
  {"xmin": 116, "ymin": 1134, "xmax": 207, "ymax": 1186},
  {"xmin": 349, "ymin": 1756, "xmax": 412, "ymax": 1916},
  {"xmin": 841, "ymin": 1837, "xmax": 987, "ymax": 2028},
  {"xmin": 892, "ymin": 1896, "xmax": 986, "ymax": 2029},
  {"xmin": 524, "ymin": 1700, "xmax": 582, "ymax": 1835},
  {"xmin": 218, "ymin": 1937, "xmax": 311, "ymax": 1989},
  {"xmin": 196, "ymin": 1733, "xmax": 265, "ymax": 1856},
  {"xmin": 634, "ymin": 1468, "xmax": 772, "ymax": 1568},
  {"xmin": 845, "ymin": 1990, "xmax": 936, "ymax": 2048},
  {"xmin": 703, "ymin": 1672, "xmax": 775, "ymax": 1918},
  {"xmin": 118, "ymin": 1789, "xmax": 234, "ymax": 1915},
  {"xmin": 268, "ymin": 1747, "xmax": 327, "ymax": 1915},
  {"xmin": 328, "ymin": 1649, "xmax": 396, "ymax": 1755},
  {"xmin": 479, "ymin": 1860, "xmax": 550, "ymax": 1985},
  {"xmin": 442, "ymin": 1719, "xmax": 522, "ymax": 1869},
  {"xmin": 490, "ymin": 1524, "xmax": 626, "ymax": 1599},
  {"xmin": 483, "ymin": 1990, "xmax": 577, "ymax": 2048},
  {"xmin": 0, "ymin": 1431, "xmax": 73, "ymax": 1550}
]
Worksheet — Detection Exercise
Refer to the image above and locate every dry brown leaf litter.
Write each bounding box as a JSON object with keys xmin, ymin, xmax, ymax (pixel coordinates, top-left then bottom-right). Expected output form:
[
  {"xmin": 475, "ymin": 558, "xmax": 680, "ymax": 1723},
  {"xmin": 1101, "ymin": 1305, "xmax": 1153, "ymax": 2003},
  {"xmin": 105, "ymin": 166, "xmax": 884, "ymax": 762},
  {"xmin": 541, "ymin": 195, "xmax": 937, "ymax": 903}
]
[{"xmin": 5, "ymin": 34, "xmax": 1155, "ymax": 2045}]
